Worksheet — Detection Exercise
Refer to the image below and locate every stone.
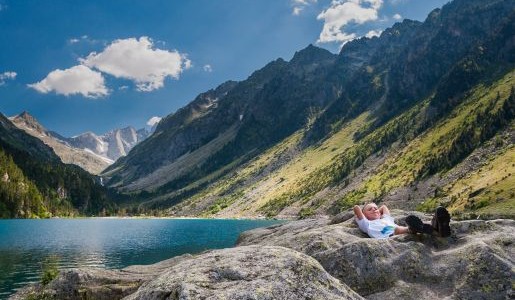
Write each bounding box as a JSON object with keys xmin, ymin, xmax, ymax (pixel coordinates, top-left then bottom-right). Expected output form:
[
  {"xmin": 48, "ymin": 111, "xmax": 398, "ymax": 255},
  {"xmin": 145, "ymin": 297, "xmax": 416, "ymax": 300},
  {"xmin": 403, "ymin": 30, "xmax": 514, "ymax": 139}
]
[
  {"xmin": 329, "ymin": 210, "xmax": 355, "ymax": 224},
  {"xmin": 125, "ymin": 245, "xmax": 362, "ymax": 300},
  {"xmin": 237, "ymin": 212, "xmax": 515, "ymax": 299}
]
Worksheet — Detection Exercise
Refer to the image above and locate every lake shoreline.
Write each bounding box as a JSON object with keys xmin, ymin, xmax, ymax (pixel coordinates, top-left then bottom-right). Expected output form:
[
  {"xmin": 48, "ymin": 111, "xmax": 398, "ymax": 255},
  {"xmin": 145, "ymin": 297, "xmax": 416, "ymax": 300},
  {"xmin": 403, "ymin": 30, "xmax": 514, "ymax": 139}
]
[
  {"xmin": 0, "ymin": 214, "xmax": 299, "ymax": 221},
  {"xmin": 11, "ymin": 214, "xmax": 515, "ymax": 299},
  {"xmin": 42, "ymin": 216, "xmax": 294, "ymax": 221},
  {"xmin": 0, "ymin": 218, "xmax": 285, "ymax": 298}
]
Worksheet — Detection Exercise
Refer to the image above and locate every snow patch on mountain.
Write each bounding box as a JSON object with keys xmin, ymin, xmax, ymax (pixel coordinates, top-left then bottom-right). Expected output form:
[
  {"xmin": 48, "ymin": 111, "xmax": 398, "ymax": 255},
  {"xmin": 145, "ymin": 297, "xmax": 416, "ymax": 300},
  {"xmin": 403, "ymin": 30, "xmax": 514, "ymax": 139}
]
[{"xmin": 69, "ymin": 127, "xmax": 151, "ymax": 161}]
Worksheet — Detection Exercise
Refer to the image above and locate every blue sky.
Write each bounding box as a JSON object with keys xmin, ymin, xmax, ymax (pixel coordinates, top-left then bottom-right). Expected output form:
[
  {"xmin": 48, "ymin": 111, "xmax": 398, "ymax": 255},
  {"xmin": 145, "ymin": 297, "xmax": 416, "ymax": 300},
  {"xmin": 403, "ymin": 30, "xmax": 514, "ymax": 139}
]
[{"xmin": 0, "ymin": 0, "xmax": 449, "ymax": 136}]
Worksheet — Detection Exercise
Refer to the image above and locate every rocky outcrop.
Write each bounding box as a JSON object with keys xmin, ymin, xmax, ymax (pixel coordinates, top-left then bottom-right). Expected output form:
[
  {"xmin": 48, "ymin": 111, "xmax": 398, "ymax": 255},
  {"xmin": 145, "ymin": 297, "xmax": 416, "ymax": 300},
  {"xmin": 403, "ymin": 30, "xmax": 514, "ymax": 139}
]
[
  {"xmin": 126, "ymin": 245, "xmax": 361, "ymax": 300},
  {"xmin": 12, "ymin": 247, "xmax": 360, "ymax": 300},
  {"xmin": 238, "ymin": 210, "xmax": 515, "ymax": 299},
  {"xmin": 12, "ymin": 212, "xmax": 514, "ymax": 299}
]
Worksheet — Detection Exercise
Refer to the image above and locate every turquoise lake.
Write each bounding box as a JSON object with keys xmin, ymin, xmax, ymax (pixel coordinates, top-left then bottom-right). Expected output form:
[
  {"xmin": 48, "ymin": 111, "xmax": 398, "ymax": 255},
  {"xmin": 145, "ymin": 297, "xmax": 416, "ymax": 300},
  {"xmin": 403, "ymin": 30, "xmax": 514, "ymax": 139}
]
[{"xmin": 0, "ymin": 218, "xmax": 283, "ymax": 299}]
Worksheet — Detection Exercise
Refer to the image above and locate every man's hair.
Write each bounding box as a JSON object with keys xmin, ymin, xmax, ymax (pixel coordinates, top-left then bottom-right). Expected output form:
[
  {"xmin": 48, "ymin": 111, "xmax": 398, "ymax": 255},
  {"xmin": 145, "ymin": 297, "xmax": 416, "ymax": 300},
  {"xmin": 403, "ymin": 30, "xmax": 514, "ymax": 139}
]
[{"xmin": 362, "ymin": 202, "xmax": 375, "ymax": 212}]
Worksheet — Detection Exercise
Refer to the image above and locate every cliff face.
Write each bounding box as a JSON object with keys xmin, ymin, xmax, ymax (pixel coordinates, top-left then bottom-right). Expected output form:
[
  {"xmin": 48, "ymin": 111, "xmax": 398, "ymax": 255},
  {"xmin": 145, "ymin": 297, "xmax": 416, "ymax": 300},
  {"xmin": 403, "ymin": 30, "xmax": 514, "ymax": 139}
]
[
  {"xmin": 12, "ymin": 212, "xmax": 514, "ymax": 299},
  {"xmin": 69, "ymin": 126, "xmax": 150, "ymax": 162}
]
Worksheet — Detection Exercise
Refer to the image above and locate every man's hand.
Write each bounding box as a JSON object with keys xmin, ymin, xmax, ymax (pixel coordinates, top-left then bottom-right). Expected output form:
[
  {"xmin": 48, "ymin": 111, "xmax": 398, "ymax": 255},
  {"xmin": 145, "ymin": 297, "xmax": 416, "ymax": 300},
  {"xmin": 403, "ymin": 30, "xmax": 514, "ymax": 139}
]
[{"xmin": 379, "ymin": 205, "xmax": 390, "ymax": 216}]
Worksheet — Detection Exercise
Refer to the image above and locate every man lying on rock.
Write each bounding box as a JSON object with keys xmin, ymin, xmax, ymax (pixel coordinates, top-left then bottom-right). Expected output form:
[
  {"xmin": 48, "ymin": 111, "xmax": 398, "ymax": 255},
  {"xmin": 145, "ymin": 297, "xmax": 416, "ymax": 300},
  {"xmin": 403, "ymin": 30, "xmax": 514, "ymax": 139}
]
[{"xmin": 353, "ymin": 203, "xmax": 451, "ymax": 239}]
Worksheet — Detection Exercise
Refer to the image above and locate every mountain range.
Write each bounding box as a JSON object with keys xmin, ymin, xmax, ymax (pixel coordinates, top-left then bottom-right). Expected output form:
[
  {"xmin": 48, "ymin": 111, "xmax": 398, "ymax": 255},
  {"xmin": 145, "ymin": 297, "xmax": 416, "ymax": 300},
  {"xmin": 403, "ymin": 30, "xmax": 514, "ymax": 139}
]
[
  {"xmin": 102, "ymin": 0, "xmax": 515, "ymax": 219},
  {"xmin": 10, "ymin": 111, "xmax": 153, "ymax": 174},
  {"xmin": 0, "ymin": 0, "xmax": 513, "ymax": 219},
  {"xmin": 0, "ymin": 111, "xmax": 152, "ymax": 218},
  {"xmin": 0, "ymin": 112, "xmax": 119, "ymax": 218}
]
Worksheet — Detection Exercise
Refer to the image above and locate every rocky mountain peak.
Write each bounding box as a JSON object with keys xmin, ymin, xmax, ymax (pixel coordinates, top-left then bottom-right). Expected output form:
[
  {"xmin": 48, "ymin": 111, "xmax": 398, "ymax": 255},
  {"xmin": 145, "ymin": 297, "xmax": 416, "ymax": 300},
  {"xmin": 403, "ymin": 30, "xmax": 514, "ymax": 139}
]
[
  {"xmin": 216, "ymin": 80, "xmax": 239, "ymax": 93},
  {"xmin": 8, "ymin": 110, "xmax": 151, "ymax": 172},
  {"xmin": 67, "ymin": 126, "xmax": 150, "ymax": 162},
  {"xmin": 17, "ymin": 111, "xmax": 33, "ymax": 121},
  {"xmin": 290, "ymin": 44, "xmax": 336, "ymax": 66},
  {"xmin": 10, "ymin": 111, "xmax": 47, "ymax": 133},
  {"xmin": 106, "ymin": 126, "xmax": 138, "ymax": 142},
  {"xmin": 382, "ymin": 19, "xmax": 422, "ymax": 38}
]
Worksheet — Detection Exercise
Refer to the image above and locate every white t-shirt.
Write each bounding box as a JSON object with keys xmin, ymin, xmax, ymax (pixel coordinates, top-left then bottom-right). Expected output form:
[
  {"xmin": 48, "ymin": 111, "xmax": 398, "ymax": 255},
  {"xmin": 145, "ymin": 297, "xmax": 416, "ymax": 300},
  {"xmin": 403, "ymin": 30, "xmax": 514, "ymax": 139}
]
[{"xmin": 356, "ymin": 214, "xmax": 397, "ymax": 239}]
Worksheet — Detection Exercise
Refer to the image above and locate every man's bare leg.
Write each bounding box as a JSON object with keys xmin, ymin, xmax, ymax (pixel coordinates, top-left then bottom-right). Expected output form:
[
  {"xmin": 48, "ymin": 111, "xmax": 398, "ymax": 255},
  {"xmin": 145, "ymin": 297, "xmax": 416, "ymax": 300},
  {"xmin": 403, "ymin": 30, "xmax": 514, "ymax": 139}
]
[{"xmin": 394, "ymin": 226, "xmax": 410, "ymax": 235}]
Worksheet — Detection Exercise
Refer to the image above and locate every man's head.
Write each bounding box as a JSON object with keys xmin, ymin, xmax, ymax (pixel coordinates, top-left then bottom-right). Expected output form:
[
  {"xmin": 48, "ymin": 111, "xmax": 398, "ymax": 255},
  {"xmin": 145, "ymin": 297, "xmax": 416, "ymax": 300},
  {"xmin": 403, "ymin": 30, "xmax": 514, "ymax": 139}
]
[{"xmin": 362, "ymin": 203, "xmax": 381, "ymax": 220}]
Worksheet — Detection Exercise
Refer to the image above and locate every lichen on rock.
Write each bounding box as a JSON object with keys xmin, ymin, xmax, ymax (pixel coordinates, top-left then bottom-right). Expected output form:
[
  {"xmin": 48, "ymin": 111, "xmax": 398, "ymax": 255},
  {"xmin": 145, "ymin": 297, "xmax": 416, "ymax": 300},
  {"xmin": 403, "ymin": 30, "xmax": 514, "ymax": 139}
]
[
  {"xmin": 238, "ymin": 211, "xmax": 515, "ymax": 299},
  {"xmin": 125, "ymin": 245, "xmax": 362, "ymax": 300}
]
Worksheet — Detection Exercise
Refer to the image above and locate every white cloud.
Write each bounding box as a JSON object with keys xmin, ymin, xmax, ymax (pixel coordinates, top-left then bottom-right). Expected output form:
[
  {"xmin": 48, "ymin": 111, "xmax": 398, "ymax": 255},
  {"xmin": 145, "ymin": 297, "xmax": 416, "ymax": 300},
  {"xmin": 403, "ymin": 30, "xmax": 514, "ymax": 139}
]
[
  {"xmin": 365, "ymin": 29, "xmax": 382, "ymax": 38},
  {"xmin": 389, "ymin": 0, "xmax": 407, "ymax": 5},
  {"xmin": 28, "ymin": 65, "xmax": 108, "ymax": 98},
  {"xmin": 0, "ymin": 71, "xmax": 17, "ymax": 85},
  {"xmin": 292, "ymin": 0, "xmax": 317, "ymax": 16},
  {"xmin": 69, "ymin": 35, "xmax": 101, "ymax": 45},
  {"xmin": 146, "ymin": 116, "xmax": 162, "ymax": 126},
  {"xmin": 393, "ymin": 13, "xmax": 402, "ymax": 20},
  {"xmin": 203, "ymin": 64, "xmax": 213, "ymax": 72},
  {"xmin": 317, "ymin": 0, "xmax": 383, "ymax": 45},
  {"xmin": 292, "ymin": 0, "xmax": 317, "ymax": 5},
  {"xmin": 31, "ymin": 36, "xmax": 190, "ymax": 98},
  {"xmin": 81, "ymin": 36, "xmax": 191, "ymax": 92},
  {"xmin": 1, "ymin": 71, "xmax": 17, "ymax": 80}
]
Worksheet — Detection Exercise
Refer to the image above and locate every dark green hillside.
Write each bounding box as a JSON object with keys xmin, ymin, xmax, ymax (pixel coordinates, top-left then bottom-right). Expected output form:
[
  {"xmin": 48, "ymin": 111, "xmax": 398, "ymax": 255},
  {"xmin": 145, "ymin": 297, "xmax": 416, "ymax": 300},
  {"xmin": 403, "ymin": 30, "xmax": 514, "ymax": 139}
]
[
  {"xmin": 0, "ymin": 148, "xmax": 49, "ymax": 218},
  {"xmin": 0, "ymin": 114, "xmax": 118, "ymax": 218}
]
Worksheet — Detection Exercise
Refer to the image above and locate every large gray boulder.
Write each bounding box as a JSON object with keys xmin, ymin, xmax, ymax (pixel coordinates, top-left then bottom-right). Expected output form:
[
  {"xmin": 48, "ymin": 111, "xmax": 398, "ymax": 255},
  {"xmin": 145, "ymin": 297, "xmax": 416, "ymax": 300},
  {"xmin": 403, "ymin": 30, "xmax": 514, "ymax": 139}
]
[
  {"xmin": 125, "ymin": 245, "xmax": 362, "ymax": 300},
  {"xmin": 237, "ymin": 211, "xmax": 515, "ymax": 299}
]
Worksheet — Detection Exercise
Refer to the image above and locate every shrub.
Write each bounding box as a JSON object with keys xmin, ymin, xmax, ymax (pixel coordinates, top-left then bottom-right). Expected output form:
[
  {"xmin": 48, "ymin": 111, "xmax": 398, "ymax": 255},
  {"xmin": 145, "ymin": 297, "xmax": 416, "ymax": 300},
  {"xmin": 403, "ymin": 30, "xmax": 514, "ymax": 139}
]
[
  {"xmin": 41, "ymin": 256, "xmax": 59, "ymax": 285},
  {"xmin": 298, "ymin": 207, "xmax": 315, "ymax": 219}
]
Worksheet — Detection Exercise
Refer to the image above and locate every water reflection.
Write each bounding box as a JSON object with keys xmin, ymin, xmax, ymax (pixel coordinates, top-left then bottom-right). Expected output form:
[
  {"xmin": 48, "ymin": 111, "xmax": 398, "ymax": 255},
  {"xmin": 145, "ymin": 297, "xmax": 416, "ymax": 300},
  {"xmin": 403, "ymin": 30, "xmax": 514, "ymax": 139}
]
[{"xmin": 0, "ymin": 218, "xmax": 283, "ymax": 299}]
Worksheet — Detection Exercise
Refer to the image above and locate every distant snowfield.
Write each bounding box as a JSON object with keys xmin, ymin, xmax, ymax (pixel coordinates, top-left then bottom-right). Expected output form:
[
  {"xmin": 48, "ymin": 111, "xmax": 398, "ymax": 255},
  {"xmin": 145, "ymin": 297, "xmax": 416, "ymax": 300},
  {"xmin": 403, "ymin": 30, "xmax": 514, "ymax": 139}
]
[{"xmin": 84, "ymin": 148, "xmax": 115, "ymax": 164}]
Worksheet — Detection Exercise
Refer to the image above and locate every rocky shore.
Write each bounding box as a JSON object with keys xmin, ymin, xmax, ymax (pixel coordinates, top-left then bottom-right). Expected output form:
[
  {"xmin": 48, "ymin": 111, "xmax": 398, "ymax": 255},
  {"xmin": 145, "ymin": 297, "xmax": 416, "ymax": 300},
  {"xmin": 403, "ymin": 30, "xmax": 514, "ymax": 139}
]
[{"xmin": 11, "ymin": 210, "xmax": 514, "ymax": 299}]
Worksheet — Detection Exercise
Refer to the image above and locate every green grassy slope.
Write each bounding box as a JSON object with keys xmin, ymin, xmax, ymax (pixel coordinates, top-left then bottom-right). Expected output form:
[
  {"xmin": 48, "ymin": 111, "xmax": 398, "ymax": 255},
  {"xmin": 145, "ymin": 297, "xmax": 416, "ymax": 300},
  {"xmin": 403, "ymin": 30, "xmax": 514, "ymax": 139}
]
[
  {"xmin": 165, "ymin": 70, "xmax": 514, "ymax": 219},
  {"xmin": 336, "ymin": 71, "xmax": 514, "ymax": 213}
]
